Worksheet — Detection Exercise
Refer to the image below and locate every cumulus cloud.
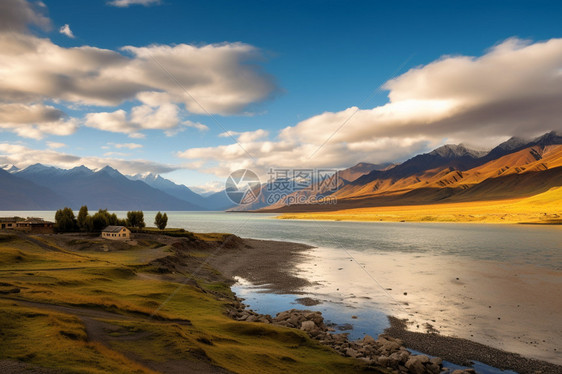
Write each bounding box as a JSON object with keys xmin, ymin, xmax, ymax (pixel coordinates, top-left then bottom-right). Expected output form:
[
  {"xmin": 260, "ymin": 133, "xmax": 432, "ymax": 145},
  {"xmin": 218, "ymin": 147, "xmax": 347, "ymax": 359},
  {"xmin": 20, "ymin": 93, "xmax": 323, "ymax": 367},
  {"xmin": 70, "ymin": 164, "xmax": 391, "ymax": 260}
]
[
  {"xmin": 46, "ymin": 141, "xmax": 66, "ymax": 149},
  {"xmin": 0, "ymin": 143, "xmax": 177, "ymax": 175},
  {"xmin": 59, "ymin": 24, "xmax": 74, "ymax": 38},
  {"xmin": 0, "ymin": 32, "xmax": 275, "ymax": 114},
  {"xmin": 109, "ymin": 143, "xmax": 143, "ymax": 149},
  {"xmin": 189, "ymin": 181, "xmax": 225, "ymax": 194},
  {"xmin": 85, "ymin": 102, "xmax": 180, "ymax": 138},
  {"xmin": 0, "ymin": 1, "xmax": 276, "ymax": 140},
  {"xmin": 179, "ymin": 38, "xmax": 562, "ymax": 176},
  {"xmin": 218, "ymin": 129, "xmax": 269, "ymax": 143},
  {"xmin": 183, "ymin": 121, "xmax": 209, "ymax": 132},
  {"xmin": 0, "ymin": 0, "xmax": 51, "ymax": 32},
  {"xmin": 0, "ymin": 103, "xmax": 78, "ymax": 139},
  {"xmin": 108, "ymin": 0, "xmax": 161, "ymax": 7}
]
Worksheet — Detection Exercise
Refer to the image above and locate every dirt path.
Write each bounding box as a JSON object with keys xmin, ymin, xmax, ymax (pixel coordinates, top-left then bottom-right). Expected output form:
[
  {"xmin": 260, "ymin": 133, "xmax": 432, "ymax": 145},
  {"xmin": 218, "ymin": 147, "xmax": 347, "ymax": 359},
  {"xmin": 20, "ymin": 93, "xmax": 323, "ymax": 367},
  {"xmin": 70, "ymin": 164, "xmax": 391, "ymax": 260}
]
[
  {"xmin": 2, "ymin": 297, "xmax": 231, "ymax": 374},
  {"xmin": 10, "ymin": 232, "xmax": 65, "ymax": 252}
]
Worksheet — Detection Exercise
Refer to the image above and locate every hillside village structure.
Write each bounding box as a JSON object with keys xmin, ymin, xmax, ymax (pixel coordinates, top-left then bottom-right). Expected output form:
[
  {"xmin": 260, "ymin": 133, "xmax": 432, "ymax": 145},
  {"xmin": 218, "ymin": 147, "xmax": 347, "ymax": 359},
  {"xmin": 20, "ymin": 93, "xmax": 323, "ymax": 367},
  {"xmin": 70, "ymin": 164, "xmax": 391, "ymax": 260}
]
[
  {"xmin": 101, "ymin": 226, "xmax": 131, "ymax": 240},
  {"xmin": 0, "ymin": 217, "xmax": 54, "ymax": 233}
]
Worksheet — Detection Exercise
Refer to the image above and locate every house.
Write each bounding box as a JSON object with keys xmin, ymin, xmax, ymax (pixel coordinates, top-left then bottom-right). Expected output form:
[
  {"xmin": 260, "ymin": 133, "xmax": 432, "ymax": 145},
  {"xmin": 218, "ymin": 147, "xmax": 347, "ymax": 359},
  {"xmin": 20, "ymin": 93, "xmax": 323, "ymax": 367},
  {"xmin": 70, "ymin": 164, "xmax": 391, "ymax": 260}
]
[
  {"xmin": 15, "ymin": 218, "xmax": 54, "ymax": 234},
  {"xmin": 0, "ymin": 217, "xmax": 19, "ymax": 230},
  {"xmin": 101, "ymin": 226, "xmax": 131, "ymax": 240}
]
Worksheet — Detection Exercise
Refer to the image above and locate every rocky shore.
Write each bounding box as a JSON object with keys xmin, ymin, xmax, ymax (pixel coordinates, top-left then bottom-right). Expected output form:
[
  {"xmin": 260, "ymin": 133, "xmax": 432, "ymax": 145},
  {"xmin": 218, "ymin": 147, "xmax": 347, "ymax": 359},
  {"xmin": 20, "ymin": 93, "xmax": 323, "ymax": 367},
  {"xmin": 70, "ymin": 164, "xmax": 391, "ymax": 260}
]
[
  {"xmin": 226, "ymin": 302, "xmax": 476, "ymax": 374},
  {"xmin": 206, "ymin": 236, "xmax": 561, "ymax": 374}
]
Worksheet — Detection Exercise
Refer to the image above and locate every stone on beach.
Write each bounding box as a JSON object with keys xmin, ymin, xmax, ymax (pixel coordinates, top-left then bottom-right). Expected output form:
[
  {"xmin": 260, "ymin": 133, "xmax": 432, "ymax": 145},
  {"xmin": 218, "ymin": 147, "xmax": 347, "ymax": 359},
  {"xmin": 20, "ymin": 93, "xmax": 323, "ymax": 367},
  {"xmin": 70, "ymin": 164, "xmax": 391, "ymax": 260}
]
[{"xmin": 229, "ymin": 304, "xmax": 446, "ymax": 374}]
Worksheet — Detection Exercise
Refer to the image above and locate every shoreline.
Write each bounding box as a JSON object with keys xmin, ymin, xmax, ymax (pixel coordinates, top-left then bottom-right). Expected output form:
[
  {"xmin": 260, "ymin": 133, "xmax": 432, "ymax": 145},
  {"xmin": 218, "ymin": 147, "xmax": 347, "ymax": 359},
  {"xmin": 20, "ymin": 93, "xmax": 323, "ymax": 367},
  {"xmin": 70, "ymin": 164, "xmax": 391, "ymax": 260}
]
[
  {"xmin": 274, "ymin": 213, "xmax": 562, "ymax": 225},
  {"xmin": 267, "ymin": 188, "xmax": 562, "ymax": 225},
  {"xmin": 385, "ymin": 317, "xmax": 561, "ymax": 374},
  {"xmin": 209, "ymin": 236, "xmax": 562, "ymax": 373},
  {"xmin": 274, "ymin": 212, "xmax": 562, "ymax": 225}
]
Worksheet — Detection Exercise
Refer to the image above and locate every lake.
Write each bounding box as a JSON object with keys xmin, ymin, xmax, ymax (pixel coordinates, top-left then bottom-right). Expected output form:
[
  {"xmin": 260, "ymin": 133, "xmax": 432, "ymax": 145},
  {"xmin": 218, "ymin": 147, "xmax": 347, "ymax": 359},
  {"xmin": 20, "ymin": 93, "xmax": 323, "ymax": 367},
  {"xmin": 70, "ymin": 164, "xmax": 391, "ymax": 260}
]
[{"xmin": 6, "ymin": 211, "xmax": 561, "ymax": 269}]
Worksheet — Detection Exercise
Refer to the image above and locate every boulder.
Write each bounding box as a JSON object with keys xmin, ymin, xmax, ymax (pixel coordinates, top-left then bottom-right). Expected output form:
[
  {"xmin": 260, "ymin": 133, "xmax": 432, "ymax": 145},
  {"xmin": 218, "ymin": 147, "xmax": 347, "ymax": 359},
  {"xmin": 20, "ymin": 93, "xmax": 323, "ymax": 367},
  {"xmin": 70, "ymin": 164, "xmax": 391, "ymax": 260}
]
[
  {"xmin": 430, "ymin": 357, "xmax": 442, "ymax": 366},
  {"xmin": 426, "ymin": 363, "xmax": 441, "ymax": 374},
  {"xmin": 377, "ymin": 356, "xmax": 390, "ymax": 367},
  {"xmin": 300, "ymin": 320, "xmax": 316, "ymax": 331},
  {"xmin": 345, "ymin": 348, "xmax": 358, "ymax": 358},
  {"xmin": 362, "ymin": 334, "xmax": 377, "ymax": 345},
  {"xmin": 405, "ymin": 356, "xmax": 426, "ymax": 374}
]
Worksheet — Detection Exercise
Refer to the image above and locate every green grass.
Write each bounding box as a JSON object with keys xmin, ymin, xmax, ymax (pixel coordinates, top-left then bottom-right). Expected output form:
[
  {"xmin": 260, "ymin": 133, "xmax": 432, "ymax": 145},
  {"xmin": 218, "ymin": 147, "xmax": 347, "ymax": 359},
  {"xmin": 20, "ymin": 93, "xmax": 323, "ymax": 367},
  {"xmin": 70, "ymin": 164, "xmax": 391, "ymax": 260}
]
[{"xmin": 0, "ymin": 233, "xmax": 382, "ymax": 373}]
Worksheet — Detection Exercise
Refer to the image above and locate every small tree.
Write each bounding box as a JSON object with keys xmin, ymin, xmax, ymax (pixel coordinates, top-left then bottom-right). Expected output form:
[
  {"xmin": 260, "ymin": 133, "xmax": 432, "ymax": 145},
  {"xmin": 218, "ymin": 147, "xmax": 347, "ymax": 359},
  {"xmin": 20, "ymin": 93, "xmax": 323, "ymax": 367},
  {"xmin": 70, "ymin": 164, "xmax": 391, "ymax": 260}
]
[
  {"xmin": 54, "ymin": 207, "xmax": 78, "ymax": 233},
  {"xmin": 91, "ymin": 211, "xmax": 109, "ymax": 232},
  {"xmin": 127, "ymin": 211, "xmax": 145, "ymax": 229},
  {"xmin": 77, "ymin": 205, "xmax": 89, "ymax": 231},
  {"xmin": 154, "ymin": 211, "xmax": 168, "ymax": 230}
]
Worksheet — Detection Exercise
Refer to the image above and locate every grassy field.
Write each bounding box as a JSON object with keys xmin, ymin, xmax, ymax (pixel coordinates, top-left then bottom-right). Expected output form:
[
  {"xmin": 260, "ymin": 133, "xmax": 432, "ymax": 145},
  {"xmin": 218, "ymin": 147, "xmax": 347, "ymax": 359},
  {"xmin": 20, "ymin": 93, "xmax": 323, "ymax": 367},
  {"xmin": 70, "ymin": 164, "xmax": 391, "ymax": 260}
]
[
  {"xmin": 0, "ymin": 232, "xmax": 377, "ymax": 374},
  {"xmin": 277, "ymin": 187, "xmax": 562, "ymax": 224}
]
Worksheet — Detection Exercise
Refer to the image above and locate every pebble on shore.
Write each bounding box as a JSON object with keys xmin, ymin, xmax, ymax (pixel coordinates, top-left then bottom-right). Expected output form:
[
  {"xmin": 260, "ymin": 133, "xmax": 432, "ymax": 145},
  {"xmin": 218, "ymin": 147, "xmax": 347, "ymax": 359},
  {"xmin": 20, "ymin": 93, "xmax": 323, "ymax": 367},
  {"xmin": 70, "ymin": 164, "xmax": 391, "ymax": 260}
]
[{"xmin": 226, "ymin": 302, "xmax": 476, "ymax": 374}]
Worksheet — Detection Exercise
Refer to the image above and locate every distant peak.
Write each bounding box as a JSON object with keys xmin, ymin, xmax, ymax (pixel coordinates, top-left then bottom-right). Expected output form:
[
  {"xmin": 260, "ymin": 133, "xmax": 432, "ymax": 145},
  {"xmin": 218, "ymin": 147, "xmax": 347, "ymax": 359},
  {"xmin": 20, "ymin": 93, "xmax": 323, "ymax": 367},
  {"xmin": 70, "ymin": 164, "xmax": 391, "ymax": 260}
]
[
  {"xmin": 20, "ymin": 163, "xmax": 60, "ymax": 174},
  {"xmin": 70, "ymin": 165, "xmax": 91, "ymax": 171},
  {"xmin": 144, "ymin": 172, "xmax": 159, "ymax": 180},
  {"xmin": 1, "ymin": 164, "xmax": 19, "ymax": 173},
  {"xmin": 130, "ymin": 172, "xmax": 160, "ymax": 181},
  {"xmin": 67, "ymin": 165, "xmax": 93, "ymax": 175},
  {"xmin": 97, "ymin": 165, "xmax": 122, "ymax": 177},
  {"xmin": 430, "ymin": 144, "xmax": 483, "ymax": 159},
  {"xmin": 533, "ymin": 130, "xmax": 562, "ymax": 146},
  {"xmin": 495, "ymin": 136, "xmax": 528, "ymax": 151}
]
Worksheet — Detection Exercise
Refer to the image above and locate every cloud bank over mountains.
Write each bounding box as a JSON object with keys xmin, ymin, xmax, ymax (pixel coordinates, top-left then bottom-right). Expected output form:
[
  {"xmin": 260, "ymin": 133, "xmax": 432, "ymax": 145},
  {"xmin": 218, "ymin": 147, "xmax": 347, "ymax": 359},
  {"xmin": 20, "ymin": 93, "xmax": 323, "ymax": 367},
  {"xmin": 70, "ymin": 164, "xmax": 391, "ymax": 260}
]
[{"xmin": 180, "ymin": 37, "xmax": 562, "ymax": 177}]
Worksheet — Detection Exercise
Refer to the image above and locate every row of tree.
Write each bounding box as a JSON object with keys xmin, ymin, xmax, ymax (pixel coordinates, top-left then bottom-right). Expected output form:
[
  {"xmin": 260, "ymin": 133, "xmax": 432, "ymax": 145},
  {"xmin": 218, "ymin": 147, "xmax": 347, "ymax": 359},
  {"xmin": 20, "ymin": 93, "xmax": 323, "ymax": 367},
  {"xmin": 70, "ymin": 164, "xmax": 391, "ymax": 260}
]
[{"xmin": 54, "ymin": 207, "xmax": 167, "ymax": 233}]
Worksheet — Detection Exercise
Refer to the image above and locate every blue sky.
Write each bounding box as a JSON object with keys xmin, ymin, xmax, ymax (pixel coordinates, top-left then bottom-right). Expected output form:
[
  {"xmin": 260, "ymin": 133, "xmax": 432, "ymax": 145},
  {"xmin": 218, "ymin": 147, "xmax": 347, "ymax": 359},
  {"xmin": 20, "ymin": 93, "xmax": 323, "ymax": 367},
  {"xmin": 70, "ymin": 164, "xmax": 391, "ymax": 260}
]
[{"xmin": 1, "ymin": 0, "xmax": 562, "ymax": 192}]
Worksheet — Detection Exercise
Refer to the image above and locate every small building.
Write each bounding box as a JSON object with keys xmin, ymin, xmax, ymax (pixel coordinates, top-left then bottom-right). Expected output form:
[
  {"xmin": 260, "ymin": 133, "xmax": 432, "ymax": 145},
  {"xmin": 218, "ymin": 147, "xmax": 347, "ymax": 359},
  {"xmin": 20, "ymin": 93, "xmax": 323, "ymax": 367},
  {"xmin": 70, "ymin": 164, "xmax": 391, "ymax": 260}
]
[
  {"xmin": 0, "ymin": 217, "xmax": 19, "ymax": 230},
  {"xmin": 15, "ymin": 218, "xmax": 54, "ymax": 234},
  {"xmin": 101, "ymin": 226, "xmax": 131, "ymax": 240}
]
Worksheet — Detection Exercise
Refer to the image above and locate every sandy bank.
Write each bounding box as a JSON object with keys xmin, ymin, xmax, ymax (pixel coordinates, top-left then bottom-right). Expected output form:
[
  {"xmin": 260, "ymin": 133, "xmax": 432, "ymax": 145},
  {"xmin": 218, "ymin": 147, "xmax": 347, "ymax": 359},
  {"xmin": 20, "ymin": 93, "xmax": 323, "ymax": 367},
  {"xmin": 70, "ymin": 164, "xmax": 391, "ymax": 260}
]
[
  {"xmin": 275, "ymin": 188, "xmax": 562, "ymax": 224},
  {"xmin": 206, "ymin": 238, "xmax": 314, "ymax": 294}
]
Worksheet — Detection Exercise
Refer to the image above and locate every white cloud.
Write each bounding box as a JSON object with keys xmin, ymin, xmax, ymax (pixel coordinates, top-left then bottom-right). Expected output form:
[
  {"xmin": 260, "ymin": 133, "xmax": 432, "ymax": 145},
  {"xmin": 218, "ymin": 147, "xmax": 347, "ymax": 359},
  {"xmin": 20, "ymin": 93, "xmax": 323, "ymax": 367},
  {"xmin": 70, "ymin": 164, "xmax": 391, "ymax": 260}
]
[
  {"xmin": 0, "ymin": 0, "xmax": 51, "ymax": 32},
  {"xmin": 183, "ymin": 120, "xmax": 209, "ymax": 132},
  {"xmin": 188, "ymin": 181, "xmax": 225, "ymax": 194},
  {"xmin": 47, "ymin": 141, "xmax": 66, "ymax": 149},
  {"xmin": 108, "ymin": 0, "xmax": 161, "ymax": 7},
  {"xmin": 0, "ymin": 103, "xmax": 78, "ymax": 139},
  {"xmin": 108, "ymin": 142, "xmax": 143, "ymax": 149},
  {"xmin": 218, "ymin": 129, "xmax": 269, "ymax": 142},
  {"xmin": 103, "ymin": 151, "xmax": 130, "ymax": 157},
  {"xmin": 179, "ymin": 38, "xmax": 562, "ymax": 177},
  {"xmin": 59, "ymin": 24, "xmax": 75, "ymax": 38},
  {"xmin": 0, "ymin": 33, "xmax": 275, "ymax": 113},
  {"xmin": 85, "ymin": 102, "xmax": 180, "ymax": 137},
  {"xmin": 0, "ymin": 143, "xmax": 176, "ymax": 175},
  {"xmin": 0, "ymin": 1, "xmax": 276, "ymax": 139}
]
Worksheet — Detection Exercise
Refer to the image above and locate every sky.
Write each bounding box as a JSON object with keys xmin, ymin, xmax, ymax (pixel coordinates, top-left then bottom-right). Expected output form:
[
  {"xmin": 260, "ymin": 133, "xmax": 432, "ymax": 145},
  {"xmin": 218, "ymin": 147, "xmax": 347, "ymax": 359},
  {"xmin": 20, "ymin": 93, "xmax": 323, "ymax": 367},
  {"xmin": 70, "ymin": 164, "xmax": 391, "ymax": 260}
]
[{"xmin": 1, "ymin": 0, "xmax": 562, "ymax": 192}]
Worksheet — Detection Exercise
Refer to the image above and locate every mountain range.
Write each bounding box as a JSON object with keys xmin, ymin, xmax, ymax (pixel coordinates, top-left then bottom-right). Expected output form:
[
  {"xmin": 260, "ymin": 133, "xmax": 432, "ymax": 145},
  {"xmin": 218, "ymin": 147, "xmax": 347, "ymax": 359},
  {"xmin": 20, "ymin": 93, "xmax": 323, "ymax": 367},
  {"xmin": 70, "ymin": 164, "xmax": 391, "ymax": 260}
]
[
  {"xmin": 261, "ymin": 131, "xmax": 562, "ymax": 213},
  {"xmin": 0, "ymin": 131, "xmax": 560, "ymax": 212},
  {"xmin": 0, "ymin": 164, "xmax": 235, "ymax": 211}
]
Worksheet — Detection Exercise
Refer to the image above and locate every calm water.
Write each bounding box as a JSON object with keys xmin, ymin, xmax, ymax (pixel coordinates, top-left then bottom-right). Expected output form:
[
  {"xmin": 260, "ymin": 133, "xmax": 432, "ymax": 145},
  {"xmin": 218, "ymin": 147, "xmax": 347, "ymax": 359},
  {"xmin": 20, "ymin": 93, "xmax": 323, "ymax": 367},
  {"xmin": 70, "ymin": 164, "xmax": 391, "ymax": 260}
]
[{"xmin": 3, "ymin": 210, "xmax": 561, "ymax": 268}]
